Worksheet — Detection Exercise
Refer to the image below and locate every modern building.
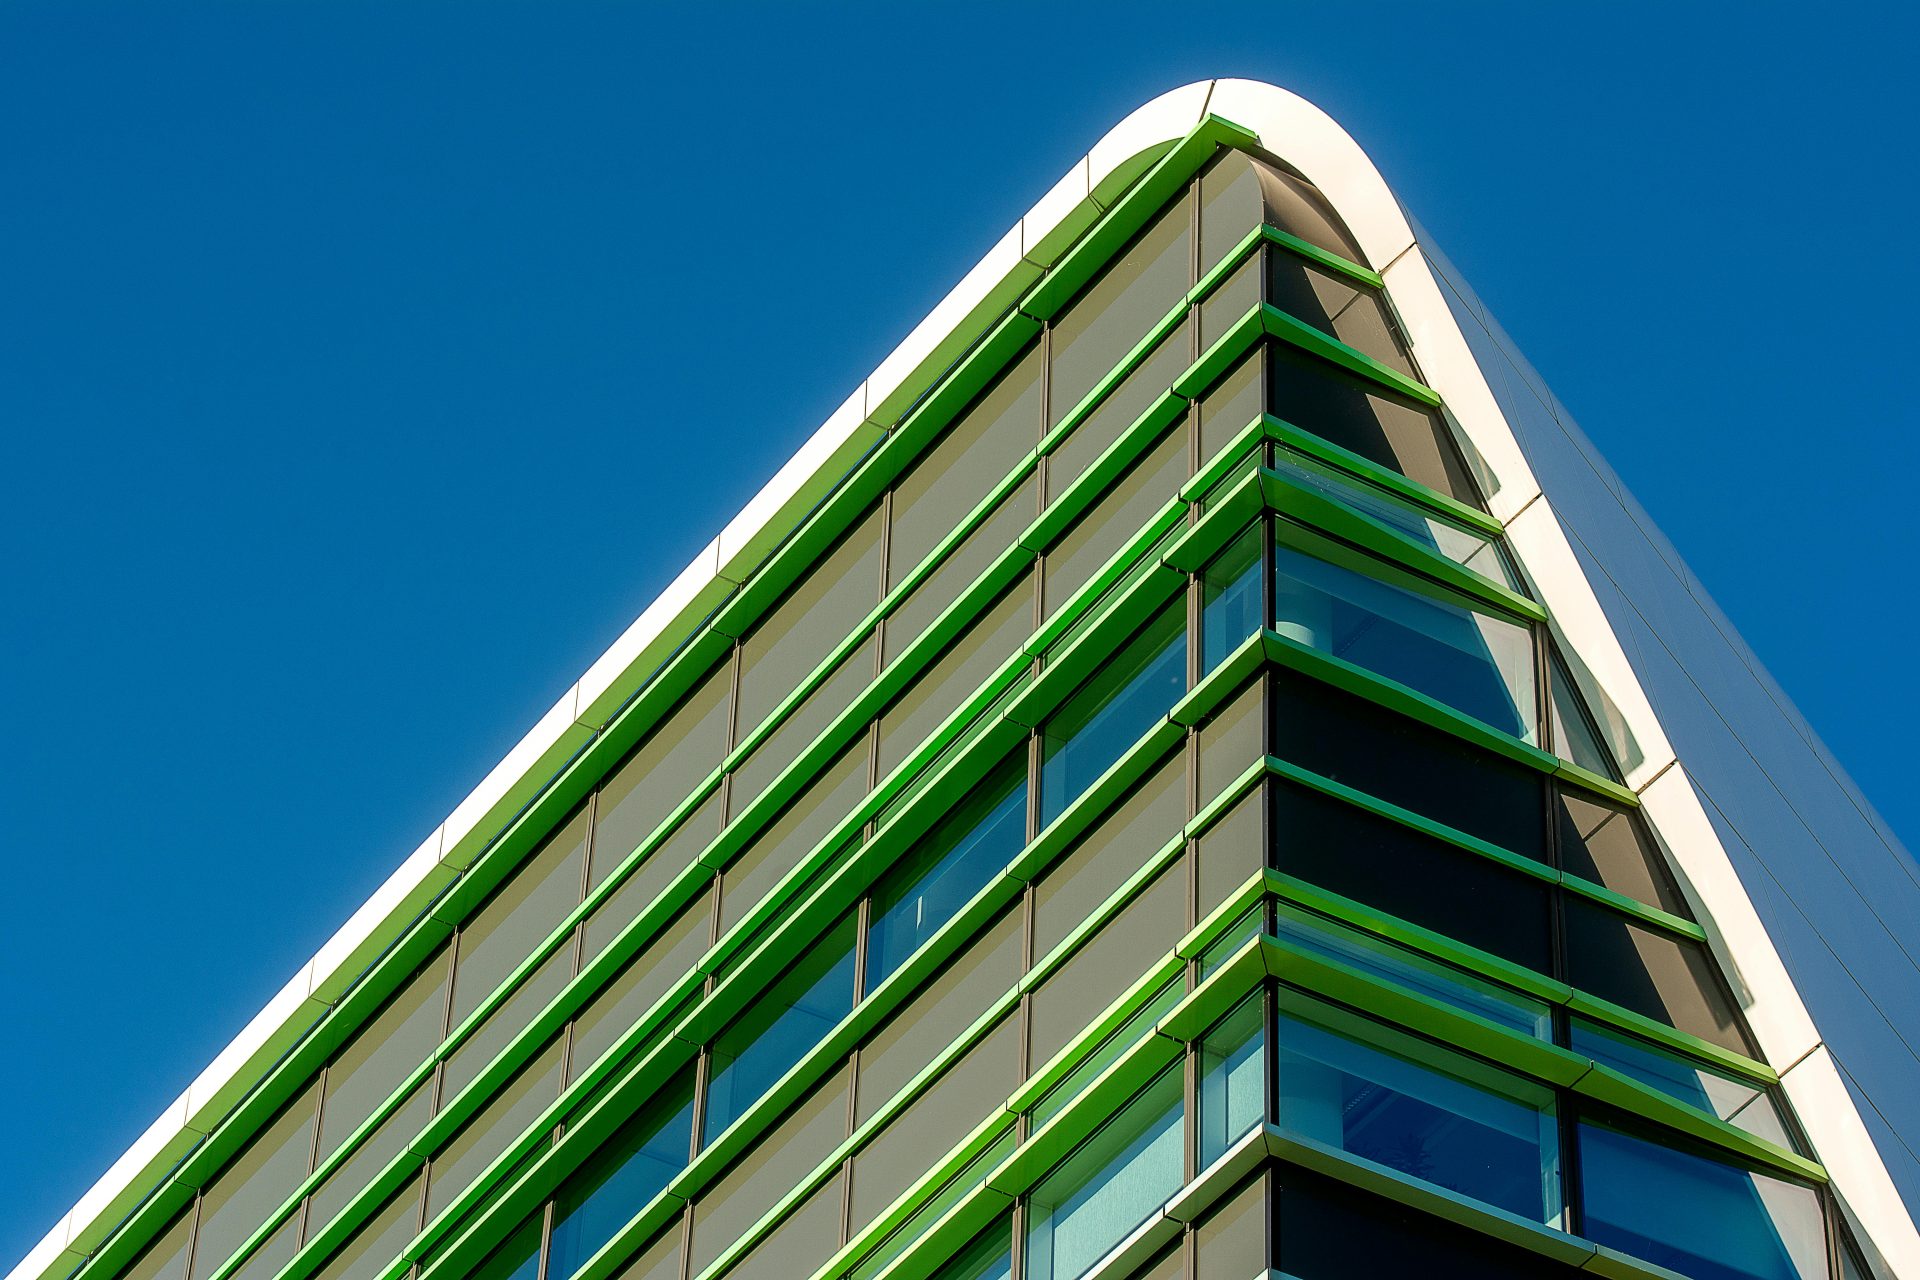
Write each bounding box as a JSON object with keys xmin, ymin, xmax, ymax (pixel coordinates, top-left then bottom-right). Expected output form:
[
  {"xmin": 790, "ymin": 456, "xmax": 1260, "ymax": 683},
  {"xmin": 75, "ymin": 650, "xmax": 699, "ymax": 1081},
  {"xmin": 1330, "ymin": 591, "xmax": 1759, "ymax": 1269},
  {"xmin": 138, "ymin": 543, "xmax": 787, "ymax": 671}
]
[{"xmin": 13, "ymin": 79, "xmax": 1920, "ymax": 1280}]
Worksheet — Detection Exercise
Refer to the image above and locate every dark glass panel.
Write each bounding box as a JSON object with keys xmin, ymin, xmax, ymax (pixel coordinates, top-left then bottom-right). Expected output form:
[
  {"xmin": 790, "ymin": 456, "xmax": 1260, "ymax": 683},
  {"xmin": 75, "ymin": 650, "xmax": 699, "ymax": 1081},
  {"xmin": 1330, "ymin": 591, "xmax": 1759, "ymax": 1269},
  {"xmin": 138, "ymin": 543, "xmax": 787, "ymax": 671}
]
[
  {"xmin": 932, "ymin": 1222, "xmax": 1014, "ymax": 1280},
  {"xmin": 1272, "ymin": 779, "xmax": 1553, "ymax": 973},
  {"xmin": 1267, "ymin": 251, "xmax": 1414, "ymax": 375},
  {"xmin": 1269, "ymin": 671, "xmax": 1546, "ymax": 858},
  {"xmin": 467, "ymin": 1214, "xmax": 541, "ymax": 1280},
  {"xmin": 1273, "ymin": 1168, "xmax": 1589, "ymax": 1278},
  {"xmin": 1266, "ymin": 341, "xmax": 1478, "ymax": 504},
  {"xmin": 1556, "ymin": 787, "xmax": 1688, "ymax": 917},
  {"xmin": 1563, "ymin": 898, "xmax": 1754, "ymax": 1055}
]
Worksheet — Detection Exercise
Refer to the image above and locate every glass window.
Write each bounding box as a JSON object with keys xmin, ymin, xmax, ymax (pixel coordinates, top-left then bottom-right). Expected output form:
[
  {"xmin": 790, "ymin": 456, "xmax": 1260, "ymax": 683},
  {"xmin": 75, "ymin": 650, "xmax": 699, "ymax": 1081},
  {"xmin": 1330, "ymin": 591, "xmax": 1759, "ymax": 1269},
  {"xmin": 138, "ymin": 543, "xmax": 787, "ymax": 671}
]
[
  {"xmin": 1272, "ymin": 780, "xmax": 1554, "ymax": 975},
  {"xmin": 546, "ymin": 1071, "xmax": 696, "ymax": 1280},
  {"xmin": 1048, "ymin": 322, "xmax": 1190, "ymax": 504},
  {"xmin": 848, "ymin": 1017, "xmax": 1022, "ymax": 1234},
  {"xmin": 1269, "ymin": 672, "xmax": 1546, "ymax": 858},
  {"xmin": 1040, "ymin": 604, "xmax": 1186, "ymax": 827},
  {"xmin": 1032, "ymin": 757, "xmax": 1183, "ymax": 964},
  {"xmin": 449, "ymin": 810, "xmax": 589, "ymax": 1029},
  {"xmin": 885, "ymin": 475, "xmax": 1036, "ymax": 665},
  {"xmin": 467, "ymin": 1214, "xmax": 541, "ymax": 1280},
  {"xmin": 932, "ymin": 1222, "xmax": 1014, "ymax": 1280},
  {"xmin": 1563, "ymin": 896, "xmax": 1754, "ymax": 1055},
  {"xmin": 889, "ymin": 345, "xmax": 1042, "ymax": 590},
  {"xmin": 702, "ymin": 917, "xmax": 857, "ymax": 1145},
  {"xmin": 316, "ymin": 945, "xmax": 449, "ymax": 1160},
  {"xmin": 687, "ymin": 1072, "xmax": 851, "ymax": 1278},
  {"xmin": 857, "ymin": 906, "xmax": 1022, "ymax": 1124},
  {"xmin": 1027, "ymin": 1066, "xmax": 1186, "ymax": 1280},
  {"xmin": 1050, "ymin": 202, "xmax": 1192, "ymax": 429},
  {"xmin": 1276, "ymin": 1009, "xmax": 1560, "ymax": 1223},
  {"xmin": 721, "ymin": 743, "xmax": 868, "ymax": 933},
  {"xmin": 591, "ymin": 660, "xmax": 733, "ymax": 888},
  {"xmin": 1275, "ymin": 1168, "xmax": 1590, "ymax": 1279},
  {"xmin": 1028, "ymin": 863, "xmax": 1187, "ymax": 1074},
  {"xmin": 1269, "ymin": 446, "xmax": 1521, "ymax": 591},
  {"xmin": 1578, "ymin": 1121, "xmax": 1828, "ymax": 1280},
  {"xmin": 867, "ymin": 756, "xmax": 1026, "ymax": 990},
  {"xmin": 1556, "ymin": 788, "xmax": 1688, "ymax": 917},
  {"xmin": 1200, "ymin": 994, "xmax": 1267, "ymax": 1167},
  {"xmin": 1273, "ymin": 902, "xmax": 1552, "ymax": 1040},
  {"xmin": 876, "ymin": 574, "xmax": 1032, "ymax": 779},
  {"xmin": 1569, "ymin": 1019, "xmax": 1798, "ymax": 1151},
  {"xmin": 569, "ymin": 899, "xmax": 710, "ymax": 1082},
  {"xmin": 1266, "ymin": 249, "xmax": 1415, "ymax": 376},
  {"xmin": 735, "ymin": 505, "xmax": 884, "ymax": 736},
  {"xmin": 1200, "ymin": 522, "xmax": 1263, "ymax": 673},
  {"xmin": 424, "ymin": 1038, "xmax": 564, "ymax": 1220},
  {"xmin": 1042, "ymin": 428, "xmax": 1187, "ymax": 619},
  {"xmin": 187, "ymin": 1084, "xmax": 319, "ymax": 1280},
  {"xmin": 1272, "ymin": 539, "xmax": 1536, "ymax": 743},
  {"xmin": 1549, "ymin": 649, "xmax": 1621, "ymax": 779},
  {"xmin": 1268, "ymin": 342, "xmax": 1480, "ymax": 505}
]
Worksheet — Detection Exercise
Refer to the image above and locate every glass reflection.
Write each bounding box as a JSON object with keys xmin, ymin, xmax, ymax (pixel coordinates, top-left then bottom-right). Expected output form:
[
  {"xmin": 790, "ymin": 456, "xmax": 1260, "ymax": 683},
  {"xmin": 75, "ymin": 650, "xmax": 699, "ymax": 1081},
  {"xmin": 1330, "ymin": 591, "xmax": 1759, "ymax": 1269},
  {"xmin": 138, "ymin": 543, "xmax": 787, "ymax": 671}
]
[
  {"xmin": 1040, "ymin": 605, "xmax": 1187, "ymax": 826},
  {"xmin": 1200, "ymin": 995, "xmax": 1266, "ymax": 1166},
  {"xmin": 547, "ymin": 1072, "xmax": 695, "ymax": 1278},
  {"xmin": 1277, "ymin": 1012, "xmax": 1559, "ymax": 1223},
  {"xmin": 1027, "ymin": 1067, "xmax": 1185, "ymax": 1280},
  {"xmin": 1271, "ymin": 539, "xmax": 1536, "ymax": 742},
  {"xmin": 1570, "ymin": 1020, "xmax": 1799, "ymax": 1152},
  {"xmin": 1201, "ymin": 523, "xmax": 1264, "ymax": 673}
]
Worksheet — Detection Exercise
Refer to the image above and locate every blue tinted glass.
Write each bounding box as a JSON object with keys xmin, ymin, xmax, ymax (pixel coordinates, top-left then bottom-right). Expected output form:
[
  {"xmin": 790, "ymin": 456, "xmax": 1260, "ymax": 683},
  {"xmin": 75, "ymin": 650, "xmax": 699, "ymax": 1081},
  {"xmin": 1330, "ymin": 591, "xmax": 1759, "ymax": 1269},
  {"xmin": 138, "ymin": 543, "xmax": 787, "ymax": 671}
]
[
  {"xmin": 1200, "ymin": 994, "xmax": 1266, "ymax": 1166},
  {"xmin": 547, "ymin": 1072, "xmax": 696, "ymax": 1278},
  {"xmin": 1277, "ymin": 1014, "xmax": 1557, "ymax": 1222},
  {"xmin": 1578, "ymin": 1123, "xmax": 1828, "ymax": 1280},
  {"xmin": 1202, "ymin": 523, "xmax": 1263, "ymax": 671},
  {"xmin": 1041, "ymin": 606, "xmax": 1187, "ymax": 826},
  {"xmin": 1569, "ymin": 1020, "xmax": 1793, "ymax": 1149},
  {"xmin": 1273, "ymin": 906, "xmax": 1551, "ymax": 1039},
  {"xmin": 1027, "ymin": 1067, "xmax": 1185, "ymax": 1280},
  {"xmin": 703, "ymin": 917, "xmax": 856, "ymax": 1144},
  {"xmin": 866, "ymin": 757, "xmax": 1026, "ymax": 990},
  {"xmin": 1272, "ymin": 540, "xmax": 1535, "ymax": 742}
]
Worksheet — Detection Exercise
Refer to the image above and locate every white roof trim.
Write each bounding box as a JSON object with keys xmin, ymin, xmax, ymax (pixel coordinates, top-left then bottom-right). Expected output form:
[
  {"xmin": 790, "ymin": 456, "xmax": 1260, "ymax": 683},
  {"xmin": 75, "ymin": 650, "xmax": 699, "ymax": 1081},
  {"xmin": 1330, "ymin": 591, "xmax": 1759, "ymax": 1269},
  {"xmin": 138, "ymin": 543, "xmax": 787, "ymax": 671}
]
[{"xmin": 18, "ymin": 78, "xmax": 1915, "ymax": 1280}]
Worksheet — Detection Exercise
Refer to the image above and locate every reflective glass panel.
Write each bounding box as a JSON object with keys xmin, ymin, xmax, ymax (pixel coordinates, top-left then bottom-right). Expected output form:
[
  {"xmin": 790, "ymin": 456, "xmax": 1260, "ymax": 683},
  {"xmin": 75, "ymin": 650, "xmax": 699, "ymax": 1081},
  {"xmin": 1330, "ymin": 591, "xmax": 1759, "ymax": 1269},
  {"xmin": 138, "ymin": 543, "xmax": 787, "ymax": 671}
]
[
  {"xmin": 1026, "ymin": 1067, "xmax": 1186, "ymax": 1280},
  {"xmin": 467, "ymin": 1215, "xmax": 541, "ymax": 1280},
  {"xmin": 546, "ymin": 1070, "xmax": 696, "ymax": 1279},
  {"xmin": 866, "ymin": 755, "xmax": 1027, "ymax": 991},
  {"xmin": 1276, "ymin": 1010, "xmax": 1560, "ymax": 1223},
  {"xmin": 1273, "ymin": 902, "xmax": 1552, "ymax": 1039},
  {"xmin": 1040, "ymin": 604, "xmax": 1186, "ymax": 826},
  {"xmin": 1550, "ymin": 650, "xmax": 1621, "ymax": 779},
  {"xmin": 1556, "ymin": 788, "xmax": 1688, "ymax": 918},
  {"xmin": 1270, "ymin": 447, "xmax": 1520, "ymax": 590},
  {"xmin": 1578, "ymin": 1121, "xmax": 1828, "ymax": 1280},
  {"xmin": 1200, "ymin": 994, "xmax": 1267, "ymax": 1166},
  {"xmin": 1201, "ymin": 523, "xmax": 1263, "ymax": 673},
  {"xmin": 1563, "ymin": 896, "xmax": 1753, "ymax": 1055},
  {"xmin": 702, "ymin": 917, "xmax": 857, "ymax": 1144},
  {"xmin": 1272, "ymin": 539, "xmax": 1536, "ymax": 742},
  {"xmin": 1570, "ymin": 1019, "xmax": 1797, "ymax": 1150}
]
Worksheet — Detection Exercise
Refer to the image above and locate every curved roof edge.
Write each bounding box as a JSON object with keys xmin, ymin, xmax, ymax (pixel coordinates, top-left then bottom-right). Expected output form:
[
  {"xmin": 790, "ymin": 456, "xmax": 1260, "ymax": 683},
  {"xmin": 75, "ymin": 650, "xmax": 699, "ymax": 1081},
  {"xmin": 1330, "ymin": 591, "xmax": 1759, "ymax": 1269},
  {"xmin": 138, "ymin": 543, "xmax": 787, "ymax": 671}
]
[{"xmin": 15, "ymin": 78, "xmax": 1917, "ymax": 1280}]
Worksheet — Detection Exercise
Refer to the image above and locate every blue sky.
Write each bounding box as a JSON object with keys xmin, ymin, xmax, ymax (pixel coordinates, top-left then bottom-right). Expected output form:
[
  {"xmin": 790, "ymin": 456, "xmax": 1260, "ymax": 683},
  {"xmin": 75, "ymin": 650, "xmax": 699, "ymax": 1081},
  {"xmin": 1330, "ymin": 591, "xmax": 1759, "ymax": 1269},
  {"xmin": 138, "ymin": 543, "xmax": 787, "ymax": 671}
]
[{"xmin": 3, "ymin": 0, "xmax": 1916, "ymax": 1263}]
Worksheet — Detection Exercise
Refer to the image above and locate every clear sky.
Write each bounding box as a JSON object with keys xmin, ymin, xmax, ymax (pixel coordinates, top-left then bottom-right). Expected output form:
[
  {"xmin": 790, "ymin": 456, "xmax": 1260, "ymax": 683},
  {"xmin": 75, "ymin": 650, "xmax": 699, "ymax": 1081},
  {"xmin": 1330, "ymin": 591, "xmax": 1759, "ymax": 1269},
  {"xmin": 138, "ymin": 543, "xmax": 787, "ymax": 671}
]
[{"xmin": 3, "ymin": 0, "xmax": 1916, "ymax": 1264}]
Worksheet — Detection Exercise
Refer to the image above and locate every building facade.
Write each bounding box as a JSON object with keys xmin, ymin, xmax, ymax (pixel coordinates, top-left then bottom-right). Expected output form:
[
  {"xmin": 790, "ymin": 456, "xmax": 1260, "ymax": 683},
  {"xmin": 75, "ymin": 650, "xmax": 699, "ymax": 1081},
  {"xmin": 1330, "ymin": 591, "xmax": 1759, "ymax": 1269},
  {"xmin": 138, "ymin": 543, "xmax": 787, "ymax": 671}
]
[{"xmin": 14, "ymin": 80, "xmax": 1920, "ymax": 1280}]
